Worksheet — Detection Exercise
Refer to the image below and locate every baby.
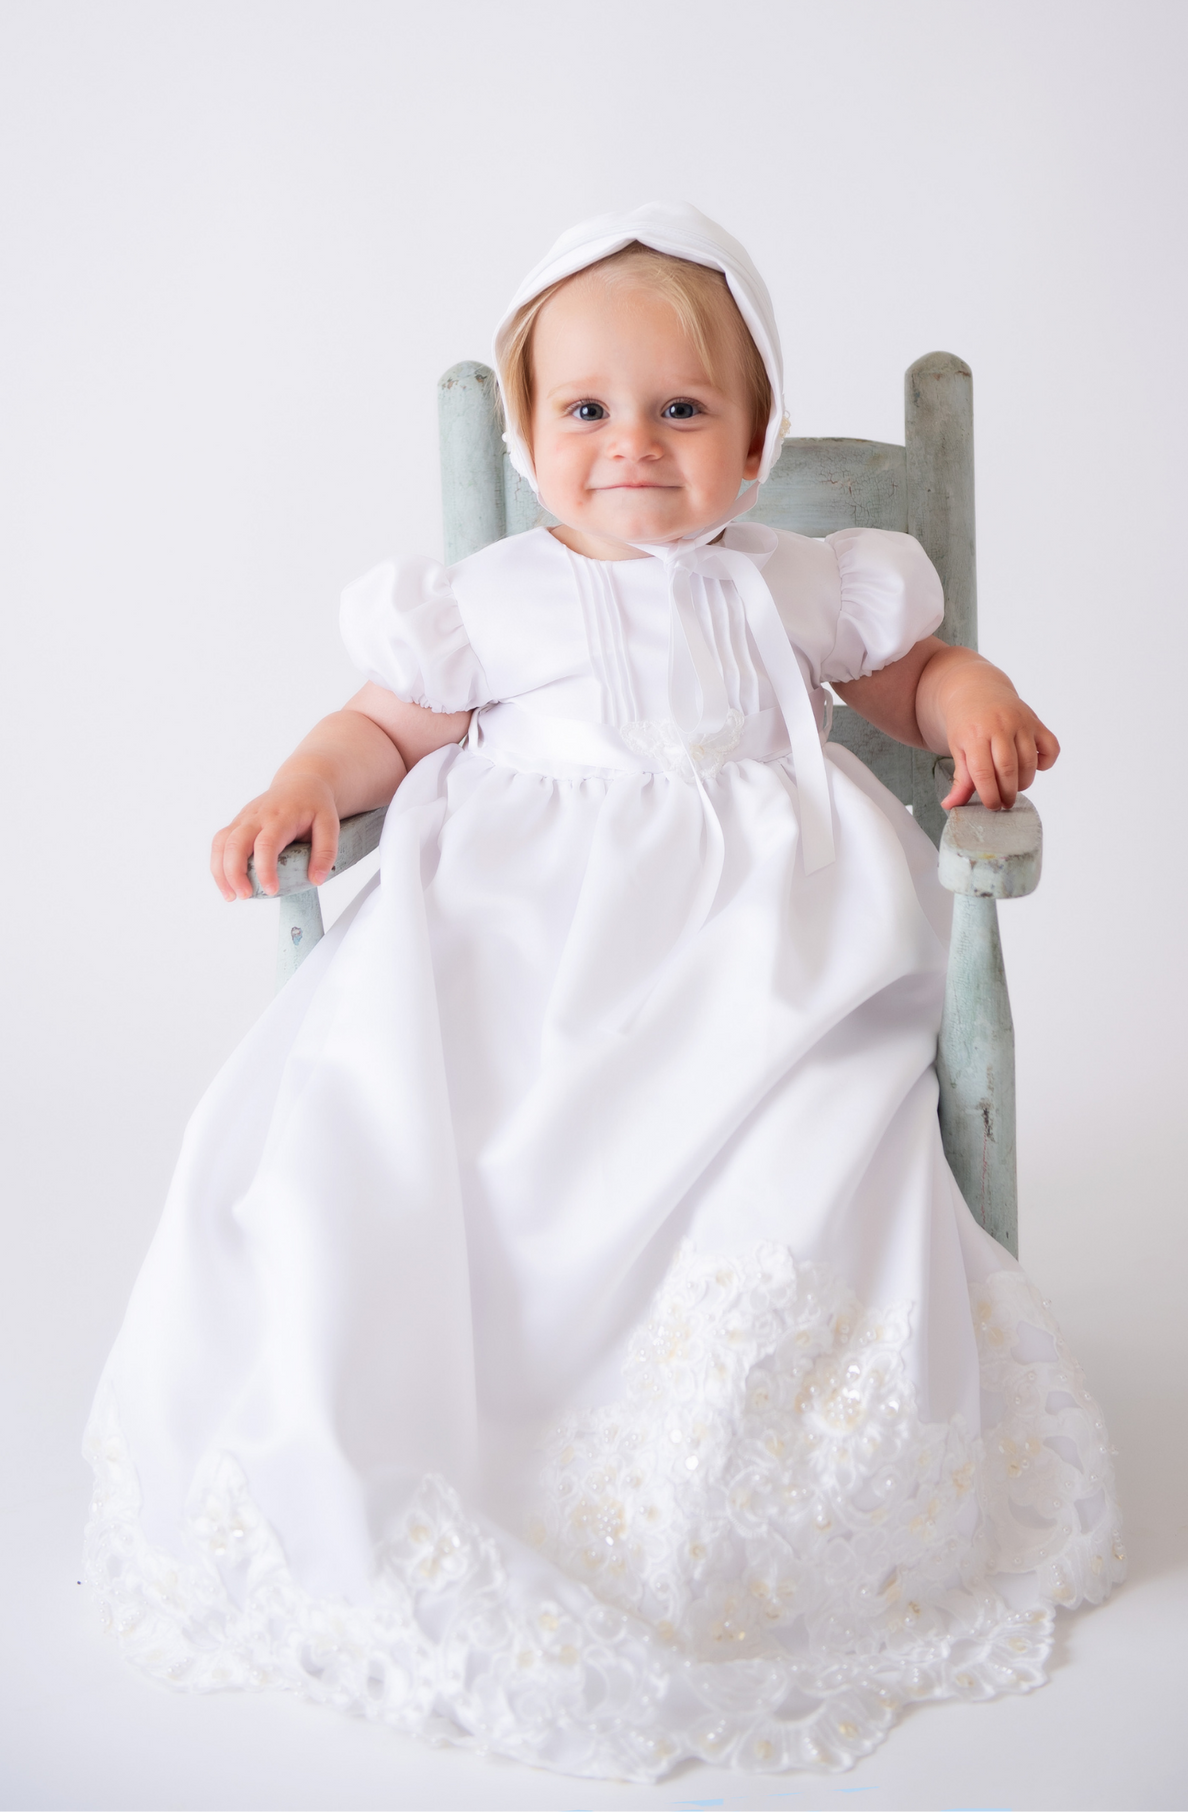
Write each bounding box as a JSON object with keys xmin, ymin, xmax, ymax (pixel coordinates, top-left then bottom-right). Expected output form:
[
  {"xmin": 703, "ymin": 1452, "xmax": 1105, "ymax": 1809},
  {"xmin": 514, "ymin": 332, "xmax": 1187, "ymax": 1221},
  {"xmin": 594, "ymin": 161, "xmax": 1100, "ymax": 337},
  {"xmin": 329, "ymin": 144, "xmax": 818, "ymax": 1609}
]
[{"xmin": 89, "ymin": 206, "xmax": 1118, "ymax": 1785}]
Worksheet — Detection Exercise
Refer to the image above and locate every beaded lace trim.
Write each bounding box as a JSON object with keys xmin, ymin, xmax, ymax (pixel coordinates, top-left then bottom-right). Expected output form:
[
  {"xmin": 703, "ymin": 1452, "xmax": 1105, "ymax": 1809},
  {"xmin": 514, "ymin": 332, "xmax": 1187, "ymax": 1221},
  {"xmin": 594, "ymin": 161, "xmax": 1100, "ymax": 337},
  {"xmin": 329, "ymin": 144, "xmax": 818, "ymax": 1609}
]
[{"xmin": 83, "ymin": 1244, "xmax": 1124, "ymax": 1783}]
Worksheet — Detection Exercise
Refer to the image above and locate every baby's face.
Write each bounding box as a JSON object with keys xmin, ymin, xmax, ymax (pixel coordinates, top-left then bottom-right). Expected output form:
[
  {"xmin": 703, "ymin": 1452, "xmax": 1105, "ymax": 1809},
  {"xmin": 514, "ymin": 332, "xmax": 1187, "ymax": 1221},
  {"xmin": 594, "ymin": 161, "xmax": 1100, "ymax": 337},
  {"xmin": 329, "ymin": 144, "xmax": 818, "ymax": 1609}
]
[{"xmin": 530, "ymin": 274, "xmax": 763, "ymax": 560}]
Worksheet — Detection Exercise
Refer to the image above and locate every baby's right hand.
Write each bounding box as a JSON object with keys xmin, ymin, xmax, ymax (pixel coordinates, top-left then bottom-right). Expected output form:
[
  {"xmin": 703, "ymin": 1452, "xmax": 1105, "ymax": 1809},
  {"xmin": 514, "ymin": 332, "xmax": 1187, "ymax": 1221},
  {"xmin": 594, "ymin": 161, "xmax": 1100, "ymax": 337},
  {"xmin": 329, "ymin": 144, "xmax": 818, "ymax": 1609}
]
[{"xmin": 211, "ymin": 772, "xmax": 341, "ymax": 901}]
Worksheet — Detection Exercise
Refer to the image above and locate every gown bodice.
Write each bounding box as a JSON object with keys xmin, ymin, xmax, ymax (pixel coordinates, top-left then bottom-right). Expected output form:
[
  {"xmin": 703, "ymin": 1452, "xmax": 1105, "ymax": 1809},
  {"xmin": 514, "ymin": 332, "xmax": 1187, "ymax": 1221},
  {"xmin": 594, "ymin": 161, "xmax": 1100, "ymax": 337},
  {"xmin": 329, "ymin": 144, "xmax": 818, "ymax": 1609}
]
[{"xmin": 340, "ymin": 521, "xmax": 945, "ymax": 742}]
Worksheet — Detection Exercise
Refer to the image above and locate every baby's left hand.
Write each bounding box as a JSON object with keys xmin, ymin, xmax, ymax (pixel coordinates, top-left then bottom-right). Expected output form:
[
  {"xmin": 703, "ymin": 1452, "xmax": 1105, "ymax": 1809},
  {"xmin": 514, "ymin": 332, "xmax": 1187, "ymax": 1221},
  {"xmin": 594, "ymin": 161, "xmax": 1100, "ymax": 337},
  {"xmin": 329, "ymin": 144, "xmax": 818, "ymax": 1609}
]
[{"xmin": 923, "ymin": 646, "xmax": 1060, "ymax": 810}]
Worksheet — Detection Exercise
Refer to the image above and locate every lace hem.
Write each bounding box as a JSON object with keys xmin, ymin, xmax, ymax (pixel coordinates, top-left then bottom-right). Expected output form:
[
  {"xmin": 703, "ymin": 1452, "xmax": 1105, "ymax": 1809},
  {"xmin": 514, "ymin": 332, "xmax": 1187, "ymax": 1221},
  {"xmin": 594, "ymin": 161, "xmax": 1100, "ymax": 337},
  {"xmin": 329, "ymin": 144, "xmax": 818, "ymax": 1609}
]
[{"xmin": 83, "ymin": 1246, "xmax": 1124, "ymax": 1783}]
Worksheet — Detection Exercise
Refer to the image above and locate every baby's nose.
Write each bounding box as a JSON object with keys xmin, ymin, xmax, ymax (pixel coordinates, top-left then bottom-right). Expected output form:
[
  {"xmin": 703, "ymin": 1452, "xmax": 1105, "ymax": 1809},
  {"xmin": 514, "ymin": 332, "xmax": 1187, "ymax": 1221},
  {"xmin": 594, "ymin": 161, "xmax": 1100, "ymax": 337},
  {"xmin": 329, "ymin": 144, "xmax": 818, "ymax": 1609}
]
[{"xmin": 608, "ymin": 415, "xmax": 663, "ymax": 459}]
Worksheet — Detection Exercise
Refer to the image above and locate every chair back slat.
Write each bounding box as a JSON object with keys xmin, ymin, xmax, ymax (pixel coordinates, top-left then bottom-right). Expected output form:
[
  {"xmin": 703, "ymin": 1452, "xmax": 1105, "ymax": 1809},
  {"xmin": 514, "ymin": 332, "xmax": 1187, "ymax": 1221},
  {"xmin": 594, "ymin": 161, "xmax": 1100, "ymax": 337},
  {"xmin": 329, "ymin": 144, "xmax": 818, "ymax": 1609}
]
[
  {"xmin": 906, "ymin": 353, "xmax": 976, "ymax": 651},
  {"xmin": 439, "ymin": 361, "xmax": 506, "ymax": 563},
  {"xmin": 743, "ymin": 438, "xmax": 908, "ymax": 536}
]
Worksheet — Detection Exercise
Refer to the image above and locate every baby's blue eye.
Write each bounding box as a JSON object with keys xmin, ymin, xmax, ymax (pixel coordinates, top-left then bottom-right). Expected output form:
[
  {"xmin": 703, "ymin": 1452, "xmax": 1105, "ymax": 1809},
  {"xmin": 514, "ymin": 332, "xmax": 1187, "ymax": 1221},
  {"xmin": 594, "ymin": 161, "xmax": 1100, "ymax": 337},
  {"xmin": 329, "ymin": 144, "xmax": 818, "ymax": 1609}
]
[
  {"xmin": 575, "ymin": 402, "xmax": 607, "ymax": 421},
  {"xmin": 663, "ymin": 400, "xmax": 700, "ymax": 420}
]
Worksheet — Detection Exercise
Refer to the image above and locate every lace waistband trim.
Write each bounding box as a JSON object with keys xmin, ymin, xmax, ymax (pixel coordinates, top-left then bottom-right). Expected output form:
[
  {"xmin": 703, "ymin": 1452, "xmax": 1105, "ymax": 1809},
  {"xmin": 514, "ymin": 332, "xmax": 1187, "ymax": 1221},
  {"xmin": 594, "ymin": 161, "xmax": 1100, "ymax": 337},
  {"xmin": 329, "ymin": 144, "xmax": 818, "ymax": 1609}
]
[{"xmin": 469, "ymin": 701, "xmax": 805, "ymax": 782}]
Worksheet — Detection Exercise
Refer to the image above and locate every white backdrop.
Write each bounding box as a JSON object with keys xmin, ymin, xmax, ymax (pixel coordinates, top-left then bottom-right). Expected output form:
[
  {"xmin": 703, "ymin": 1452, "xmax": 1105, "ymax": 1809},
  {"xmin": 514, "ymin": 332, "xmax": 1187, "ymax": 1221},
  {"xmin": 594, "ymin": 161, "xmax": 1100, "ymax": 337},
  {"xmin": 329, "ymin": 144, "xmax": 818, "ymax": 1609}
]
[{"xmin": 1, "ymin": 3, "xmax": 1185, "ymax": 1808}]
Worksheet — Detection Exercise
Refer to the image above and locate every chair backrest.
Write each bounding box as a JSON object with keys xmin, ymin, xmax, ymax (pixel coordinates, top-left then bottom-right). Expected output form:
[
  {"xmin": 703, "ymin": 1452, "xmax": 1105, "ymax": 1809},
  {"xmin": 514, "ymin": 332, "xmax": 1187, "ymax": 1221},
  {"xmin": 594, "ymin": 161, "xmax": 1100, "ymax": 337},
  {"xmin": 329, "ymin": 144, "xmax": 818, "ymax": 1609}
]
[{"xmin": 438, "ymin": 352, "xmax": 976, "ymax": 847}]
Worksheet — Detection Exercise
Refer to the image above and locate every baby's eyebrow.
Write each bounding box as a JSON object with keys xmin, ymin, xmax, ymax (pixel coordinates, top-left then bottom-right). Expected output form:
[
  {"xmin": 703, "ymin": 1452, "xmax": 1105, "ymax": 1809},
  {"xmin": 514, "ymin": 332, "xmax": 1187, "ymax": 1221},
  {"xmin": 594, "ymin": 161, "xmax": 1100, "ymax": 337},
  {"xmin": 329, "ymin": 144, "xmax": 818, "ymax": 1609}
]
[
  {"xmin": 541, "ymin": 377, "xmax": 610, "ymax": 399},
  {"xmin": 542, "ymin": 376, "xmax": 724, "ymax": 404}
]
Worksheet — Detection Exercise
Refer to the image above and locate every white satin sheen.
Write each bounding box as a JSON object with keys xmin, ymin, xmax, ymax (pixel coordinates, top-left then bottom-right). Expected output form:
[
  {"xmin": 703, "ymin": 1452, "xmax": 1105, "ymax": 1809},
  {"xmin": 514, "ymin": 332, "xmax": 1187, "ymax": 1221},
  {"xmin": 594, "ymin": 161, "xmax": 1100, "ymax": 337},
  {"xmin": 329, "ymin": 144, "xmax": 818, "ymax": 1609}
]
[{"xmin": 84, "ymin": 523, "xmax": 1122, "ymax": 1782}]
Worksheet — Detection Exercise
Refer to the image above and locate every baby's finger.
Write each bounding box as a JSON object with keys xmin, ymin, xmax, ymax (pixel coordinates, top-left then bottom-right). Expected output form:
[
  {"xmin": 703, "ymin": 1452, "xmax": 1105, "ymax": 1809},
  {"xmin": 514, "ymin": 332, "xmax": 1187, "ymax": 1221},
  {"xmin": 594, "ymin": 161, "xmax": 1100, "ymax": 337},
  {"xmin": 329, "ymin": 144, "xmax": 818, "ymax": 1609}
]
[
  {"xmin": 1035, "ymin": 722, "xmax": 1061, "ymax": 770},
  {"xmin": 940, "ymin": 750, "xmax": 975, "ymax": 810},
  {"xmin": 250, "ymin": 817, "xmax": 296, "ymax": 898},
  {"xmin": 216, "ymin": 820, "xmax": 255, "ymax": 900},
  {"xmin": 230, "ymin": 823, "xmax": 270, "ymax": 899},
  {"xmin": 963, "ymin": 742, "xmax": 999, "ymax": 815},
  {"xmin": 963, "ymin": 741, "xmax": 1003, "ymax": 811},
  {"xmin": 1015, "ymin": 731, "xmax": 1039, "ymax": 795},
  {"xmin": 307, "ymin": 808, "xmax": 341, "ymax": 887},
  {"xmin": 990, "ymin": 732, "xmax": 1020, "ymax": 809},
  {"xmin": 210, "ymin": 826, "xmax": 238, "ymax": 902}
]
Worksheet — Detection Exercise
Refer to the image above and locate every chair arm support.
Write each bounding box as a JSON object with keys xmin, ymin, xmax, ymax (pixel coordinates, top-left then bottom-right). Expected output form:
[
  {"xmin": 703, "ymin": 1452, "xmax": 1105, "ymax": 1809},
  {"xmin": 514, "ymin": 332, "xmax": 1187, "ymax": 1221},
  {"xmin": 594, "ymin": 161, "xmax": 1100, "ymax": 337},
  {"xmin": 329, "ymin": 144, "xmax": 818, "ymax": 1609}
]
[
  {"xmin": 931, "ymin": 764, "xmax": 1041, "ymax": 1258},
  {"xmin": 245, "ymin": 807, "xmax": 388, "ymax": 900},
  {"xmin": 245, "ymin": 806, "xmax": 387, "ymax": 990},
  {"xmin": 933, "ymin": 763, "xmax": 1042, "ymax": 899}
]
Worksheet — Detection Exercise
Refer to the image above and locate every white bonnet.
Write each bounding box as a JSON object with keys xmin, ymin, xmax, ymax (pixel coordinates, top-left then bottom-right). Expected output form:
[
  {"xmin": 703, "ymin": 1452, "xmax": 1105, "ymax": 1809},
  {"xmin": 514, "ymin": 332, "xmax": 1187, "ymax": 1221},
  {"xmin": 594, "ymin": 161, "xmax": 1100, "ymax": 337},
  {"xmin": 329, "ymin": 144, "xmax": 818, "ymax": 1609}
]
[{"xmin": 492, "ymin": 201, "xmax": 789, "ymax": 495}]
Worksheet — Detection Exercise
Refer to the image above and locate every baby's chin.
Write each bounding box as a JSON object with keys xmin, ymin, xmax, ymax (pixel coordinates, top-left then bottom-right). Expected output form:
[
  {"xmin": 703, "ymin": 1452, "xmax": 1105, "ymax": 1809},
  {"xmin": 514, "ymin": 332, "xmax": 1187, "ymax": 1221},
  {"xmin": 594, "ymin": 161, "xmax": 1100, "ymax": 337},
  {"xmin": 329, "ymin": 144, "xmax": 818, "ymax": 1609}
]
[{"xmin": 576, "ymin": 495, "xmax": 726, "ymax": 548}]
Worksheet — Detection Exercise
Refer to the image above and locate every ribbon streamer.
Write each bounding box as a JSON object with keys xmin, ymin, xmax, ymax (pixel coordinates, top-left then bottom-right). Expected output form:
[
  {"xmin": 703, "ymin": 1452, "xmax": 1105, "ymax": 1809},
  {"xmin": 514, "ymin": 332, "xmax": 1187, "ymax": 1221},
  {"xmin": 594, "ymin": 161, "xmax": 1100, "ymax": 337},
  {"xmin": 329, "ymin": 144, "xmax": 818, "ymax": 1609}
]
[{"xmin": 630, "ymin": 490, "xmax": 836, "ymax": 941}]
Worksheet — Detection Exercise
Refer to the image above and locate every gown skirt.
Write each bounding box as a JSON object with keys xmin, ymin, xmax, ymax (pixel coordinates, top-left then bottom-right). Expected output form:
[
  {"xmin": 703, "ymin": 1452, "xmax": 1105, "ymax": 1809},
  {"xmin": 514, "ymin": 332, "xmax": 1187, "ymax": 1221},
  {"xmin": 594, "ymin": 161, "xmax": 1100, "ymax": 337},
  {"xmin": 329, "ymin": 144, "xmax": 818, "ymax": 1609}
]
[{"xmin": 84, "ymin": 726, "xmax": 1125, "ymax": 1781}]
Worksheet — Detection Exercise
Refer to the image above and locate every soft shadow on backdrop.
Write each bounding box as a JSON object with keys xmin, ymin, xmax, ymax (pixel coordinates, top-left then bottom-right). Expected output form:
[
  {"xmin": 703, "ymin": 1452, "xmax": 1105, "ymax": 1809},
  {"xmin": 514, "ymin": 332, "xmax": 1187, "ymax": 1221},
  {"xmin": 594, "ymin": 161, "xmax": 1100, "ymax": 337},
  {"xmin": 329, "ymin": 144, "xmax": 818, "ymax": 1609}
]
[{"xmin": 1, "ymin": 3, "xmax": 1185, "ymax": 1808}]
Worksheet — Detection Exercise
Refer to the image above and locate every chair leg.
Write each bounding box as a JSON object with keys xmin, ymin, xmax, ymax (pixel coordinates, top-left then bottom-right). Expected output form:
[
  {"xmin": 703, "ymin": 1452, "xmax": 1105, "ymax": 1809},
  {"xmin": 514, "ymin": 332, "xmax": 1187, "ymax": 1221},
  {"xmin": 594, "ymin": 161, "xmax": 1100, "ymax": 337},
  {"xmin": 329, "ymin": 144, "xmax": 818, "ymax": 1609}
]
[
  {"xmin": 937, "ymin": 894, "xmax": 1019, "ymax": 1257},
  {"xmin": 276, "ymin": 887, "xmax": 324, "ymax": 992}
]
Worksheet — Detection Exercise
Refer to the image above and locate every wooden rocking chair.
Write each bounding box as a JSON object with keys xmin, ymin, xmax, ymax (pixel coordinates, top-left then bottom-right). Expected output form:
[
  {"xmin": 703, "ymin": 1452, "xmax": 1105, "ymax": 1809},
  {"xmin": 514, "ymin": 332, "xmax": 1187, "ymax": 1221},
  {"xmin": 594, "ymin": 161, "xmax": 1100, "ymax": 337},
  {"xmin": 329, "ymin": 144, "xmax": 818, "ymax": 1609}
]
[{"xmin": 248, "ymin": 353, "xmax": 1040, "ymax": 1258}]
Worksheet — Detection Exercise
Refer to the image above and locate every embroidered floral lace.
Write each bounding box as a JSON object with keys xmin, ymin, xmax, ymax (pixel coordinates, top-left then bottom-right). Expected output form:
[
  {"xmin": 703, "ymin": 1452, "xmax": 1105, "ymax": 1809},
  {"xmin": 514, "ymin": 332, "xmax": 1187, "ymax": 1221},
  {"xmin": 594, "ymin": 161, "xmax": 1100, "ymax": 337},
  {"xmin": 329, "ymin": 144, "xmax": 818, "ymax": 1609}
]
[
  {"xmin": 620, "ymin": 710, "xmax": 744, "ymax": 783},
  {"xmin": 84, "ymin": 1243, "xmax": 1124, "ymax": 1782}
]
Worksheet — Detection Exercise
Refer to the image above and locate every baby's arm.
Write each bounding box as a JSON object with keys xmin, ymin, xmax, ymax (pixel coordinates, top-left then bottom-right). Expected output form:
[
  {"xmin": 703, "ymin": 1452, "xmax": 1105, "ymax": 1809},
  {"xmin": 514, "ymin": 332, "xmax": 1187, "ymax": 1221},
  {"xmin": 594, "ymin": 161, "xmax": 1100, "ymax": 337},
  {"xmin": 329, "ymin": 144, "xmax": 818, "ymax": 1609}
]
[
  {"xmin": 833, "ymin": 638, "xmax": 1059, "ymax": 810},
  {"xmin": 211, "ymin": 688, "xmax": 471, "ymax": 900}
]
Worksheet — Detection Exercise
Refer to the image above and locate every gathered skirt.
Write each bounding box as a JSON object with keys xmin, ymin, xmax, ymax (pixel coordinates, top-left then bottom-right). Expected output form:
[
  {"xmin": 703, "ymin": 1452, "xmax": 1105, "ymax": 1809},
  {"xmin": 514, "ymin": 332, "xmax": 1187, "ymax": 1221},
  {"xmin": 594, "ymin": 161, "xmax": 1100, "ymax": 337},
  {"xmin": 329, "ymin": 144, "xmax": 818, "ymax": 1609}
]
[{"xmin": 85, "ymin": 741, "xmax": 1123, "ymax": 1780}]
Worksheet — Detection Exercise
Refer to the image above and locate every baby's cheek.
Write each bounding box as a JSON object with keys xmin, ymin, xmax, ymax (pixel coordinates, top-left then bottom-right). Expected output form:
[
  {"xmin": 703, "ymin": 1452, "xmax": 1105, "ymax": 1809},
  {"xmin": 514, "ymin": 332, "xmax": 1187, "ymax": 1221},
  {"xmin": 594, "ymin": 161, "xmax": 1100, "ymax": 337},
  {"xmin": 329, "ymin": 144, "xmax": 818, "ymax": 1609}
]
[{"xmin": 534, "ymin": 445, "xmax": 584, "ymax": 519}]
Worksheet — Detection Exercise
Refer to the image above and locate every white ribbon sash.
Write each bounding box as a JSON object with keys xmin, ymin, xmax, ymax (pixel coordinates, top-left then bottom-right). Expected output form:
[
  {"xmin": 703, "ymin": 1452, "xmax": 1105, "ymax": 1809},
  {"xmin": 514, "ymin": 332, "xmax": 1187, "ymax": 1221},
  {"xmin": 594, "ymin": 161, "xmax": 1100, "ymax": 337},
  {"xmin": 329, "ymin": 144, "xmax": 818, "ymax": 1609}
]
[{"xmin": 474, "ymin": 702, "xmax": 790, "ymax": 777}]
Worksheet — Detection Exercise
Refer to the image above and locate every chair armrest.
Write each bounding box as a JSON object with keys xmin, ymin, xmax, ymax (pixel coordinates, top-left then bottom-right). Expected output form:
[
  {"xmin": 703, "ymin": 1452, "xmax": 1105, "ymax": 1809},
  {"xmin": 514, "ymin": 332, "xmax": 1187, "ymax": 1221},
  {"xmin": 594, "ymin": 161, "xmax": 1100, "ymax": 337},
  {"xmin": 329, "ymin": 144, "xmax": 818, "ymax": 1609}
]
[
  {"xmin": 933, "ymin": 762, "xmax": 1042, "ymax": 899},
  {"xmin": 246, "ymin": 807, "xmax": 387, "ymax": 899},
  {"xmin": 938, "ymin": 798, "xmax": 1042, "ymax": 899}
]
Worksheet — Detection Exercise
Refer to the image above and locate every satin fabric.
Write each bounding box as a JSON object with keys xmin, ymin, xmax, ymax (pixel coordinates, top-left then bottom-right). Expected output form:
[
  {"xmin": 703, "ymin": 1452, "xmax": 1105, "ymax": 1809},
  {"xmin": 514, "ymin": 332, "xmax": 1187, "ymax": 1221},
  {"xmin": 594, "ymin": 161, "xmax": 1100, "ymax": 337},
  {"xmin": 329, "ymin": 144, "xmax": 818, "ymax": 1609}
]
[
  {"xmin": 97, "ymin": 521, "xmax": 949, "ymax": 1586},
  {"xmin": 84, "ymin": 524, "xmax": 1124, "ymax": 1778}
]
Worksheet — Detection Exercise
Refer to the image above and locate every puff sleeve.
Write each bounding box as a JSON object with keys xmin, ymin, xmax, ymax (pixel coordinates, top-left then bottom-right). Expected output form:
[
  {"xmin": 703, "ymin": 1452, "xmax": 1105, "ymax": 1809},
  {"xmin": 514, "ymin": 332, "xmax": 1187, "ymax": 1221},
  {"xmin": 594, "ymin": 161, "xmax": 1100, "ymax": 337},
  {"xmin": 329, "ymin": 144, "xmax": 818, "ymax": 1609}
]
[
  {"xmin": 820, "ymin": 528, "xmax": 944, "ymax": 684},
  {"xmin": 339, "ymin": 557, "xmax": 493, "ymax": 713}
]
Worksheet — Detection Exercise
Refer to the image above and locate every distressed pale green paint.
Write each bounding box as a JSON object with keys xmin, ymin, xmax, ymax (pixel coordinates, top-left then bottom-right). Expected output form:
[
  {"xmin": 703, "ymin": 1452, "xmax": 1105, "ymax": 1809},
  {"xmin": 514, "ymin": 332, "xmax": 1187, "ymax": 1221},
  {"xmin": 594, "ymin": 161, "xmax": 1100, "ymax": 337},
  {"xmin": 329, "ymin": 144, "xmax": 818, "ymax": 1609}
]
[
  {"xmin": 745, "ymin": 438, "xmax": 908, "ymax": 537},
  {"xmin": 438, "ymin": 362, "xmax": 507, "ymax": 562},
  {"xmin": 932, "ymin": 778, "xmax": 1041, "ymax": 1255},
  {"xmin": 256, "ymin": 353, "xmax": 1038, "ymax": 1257},
  {"xmin": 906, "ymin": 353, "xmax": 977, "ymax": 653},
  {"xmin": 272, "ymin": 887, "xmax": 325, "ymax": 990},
  {"xmin": 939, "ymin": 794, "xmax": 1042, "ymax": 900},
  {"xmin": 937, "ymin": 893, "xmax": 1018, "ymax": 1256},
  {"xmin": 828, "ymin": 703, "xmax": 915, "ymax": 806}
]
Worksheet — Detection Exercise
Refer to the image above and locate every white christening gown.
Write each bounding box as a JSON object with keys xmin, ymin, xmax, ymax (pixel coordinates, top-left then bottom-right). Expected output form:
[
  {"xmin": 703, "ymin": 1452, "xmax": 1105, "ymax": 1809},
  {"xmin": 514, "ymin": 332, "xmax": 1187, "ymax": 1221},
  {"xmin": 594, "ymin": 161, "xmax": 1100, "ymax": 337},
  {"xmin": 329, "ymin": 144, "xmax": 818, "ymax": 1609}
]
[{"xmin": 85, "ymin": 522, "xmax": 1124, "ymax": 1782}]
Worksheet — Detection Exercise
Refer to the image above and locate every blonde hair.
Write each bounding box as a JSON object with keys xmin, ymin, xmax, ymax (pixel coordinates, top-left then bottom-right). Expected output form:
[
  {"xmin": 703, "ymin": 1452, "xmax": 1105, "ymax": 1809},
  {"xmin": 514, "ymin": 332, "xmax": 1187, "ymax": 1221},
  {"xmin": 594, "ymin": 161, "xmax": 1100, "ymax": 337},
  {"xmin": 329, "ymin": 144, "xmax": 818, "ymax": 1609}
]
[{"xmin": 500, "ymin": 242, "xmax": 772, "ymax": 456}]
